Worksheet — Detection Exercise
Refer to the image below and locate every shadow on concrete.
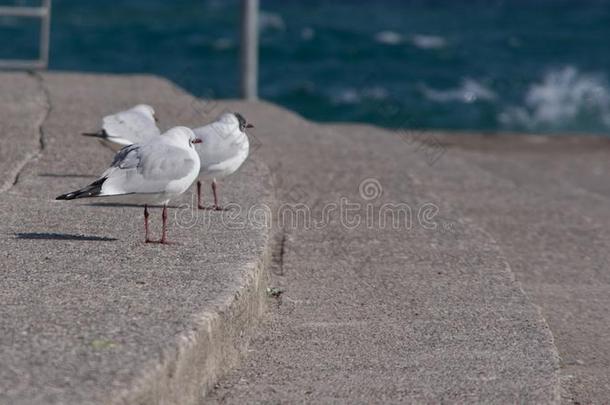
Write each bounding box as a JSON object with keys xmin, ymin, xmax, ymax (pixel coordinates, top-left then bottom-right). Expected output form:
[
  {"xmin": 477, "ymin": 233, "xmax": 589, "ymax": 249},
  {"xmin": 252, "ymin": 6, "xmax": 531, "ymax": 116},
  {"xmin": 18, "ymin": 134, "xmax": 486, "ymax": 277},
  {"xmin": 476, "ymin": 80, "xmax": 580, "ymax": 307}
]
[
  {"xmin": 38, "ymin": 173, "xmax": 98, "ymax": 178},
  {"xmin": 15, "ymin": 232, "xmax": 117, "ymax": 241},
  {"xmin": 198, "ymin": 206, "xmax": 232, "ymax": 211},
  {"xmin": 86, "ymin": 203, "xmax": 182, "ymax": 208}
]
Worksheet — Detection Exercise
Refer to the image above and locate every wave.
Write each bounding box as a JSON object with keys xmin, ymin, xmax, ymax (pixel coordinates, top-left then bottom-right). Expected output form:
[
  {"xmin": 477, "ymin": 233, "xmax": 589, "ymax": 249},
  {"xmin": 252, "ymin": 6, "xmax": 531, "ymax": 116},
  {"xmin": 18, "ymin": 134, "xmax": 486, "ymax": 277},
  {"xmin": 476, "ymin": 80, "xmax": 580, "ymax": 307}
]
[
  {"xmin": 374, "ymin": 31, "xmax": 404, "ymax": 45},
  {"xmin": 410, "ymin": 34, "xmax": 447, "ymax": 49},
  {"xmin": 420, "ymin": 79, "xmax": 497, "ymax": 104},
  {"xmin": 374, "ymin": 32, "xmax": 447, "ymax": 50},
  {"xmin": 499, "ymin": 67, "xmax": 610, "ymax": 132},
  {"xmin": 259, "ymin": 11, "xmax": 286, "ymax": 31},
  {"xmin": 330, "ymin": 86, "xmax": 389, "ymax": 105}
]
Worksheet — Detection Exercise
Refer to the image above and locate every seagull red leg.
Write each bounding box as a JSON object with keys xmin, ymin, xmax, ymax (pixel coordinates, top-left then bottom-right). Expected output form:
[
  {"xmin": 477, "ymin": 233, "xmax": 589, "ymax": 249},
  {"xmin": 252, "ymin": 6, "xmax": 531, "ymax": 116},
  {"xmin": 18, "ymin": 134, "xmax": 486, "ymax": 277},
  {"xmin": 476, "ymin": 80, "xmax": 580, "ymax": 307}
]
[
  {"xmin": 197, "ymin": 180, "xmax": 205, "ymax": 210},
  {"xmin": 212, "ymin": 180, "xmax": 222, "ymax": 211},
  {"xmin": 160, "ymin": 205, "xmax": 170, "ymax": 244},
  {"xmin": 144, "ymin": 204, "xmax": 152, "ymax": 243}
]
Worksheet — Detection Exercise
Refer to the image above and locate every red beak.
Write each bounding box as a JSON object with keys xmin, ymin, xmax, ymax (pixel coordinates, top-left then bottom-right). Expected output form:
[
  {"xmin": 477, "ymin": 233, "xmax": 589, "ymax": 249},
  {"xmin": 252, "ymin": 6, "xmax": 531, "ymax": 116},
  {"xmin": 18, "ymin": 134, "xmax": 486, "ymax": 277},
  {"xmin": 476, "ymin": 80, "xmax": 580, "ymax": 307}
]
[
  {"xmin": 246, "ymin": 124, "xmax": 254, "ymax": 129},
  {"xmin": 192, "ymin": 139, "xmax": 202, "ymax": 144}
]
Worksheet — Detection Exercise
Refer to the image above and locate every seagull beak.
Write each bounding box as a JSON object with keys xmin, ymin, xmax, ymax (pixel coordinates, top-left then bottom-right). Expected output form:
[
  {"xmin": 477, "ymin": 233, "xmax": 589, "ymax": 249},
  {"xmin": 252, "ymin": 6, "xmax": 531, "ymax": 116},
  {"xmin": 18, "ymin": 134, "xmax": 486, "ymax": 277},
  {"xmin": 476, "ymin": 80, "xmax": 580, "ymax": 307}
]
[
  {"xmin": 246, "ymin": 124, "xmax": 254, "ymax": 129},
  {"xmin": 192, "ymin": 139, "xmax": 202, "ymax": 144}
]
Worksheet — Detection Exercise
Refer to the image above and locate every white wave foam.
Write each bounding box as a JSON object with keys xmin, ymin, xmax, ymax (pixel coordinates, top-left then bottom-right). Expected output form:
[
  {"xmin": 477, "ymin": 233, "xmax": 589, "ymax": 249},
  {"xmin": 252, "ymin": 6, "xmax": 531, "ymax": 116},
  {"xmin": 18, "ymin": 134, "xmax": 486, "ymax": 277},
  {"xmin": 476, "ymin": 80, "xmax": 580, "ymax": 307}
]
[
  {"xmin": 410, "ymin": 34, "xmax": 446, "ymax": 49},
  {"xmin": 333, "ymin": 89, "xmax": 360, "ymax": 105},
  {"xmin": 374, "ymin": 31, "xmax": 404, "ymax": 45},
  {"xmin": 420, "ymin": 79, "xmax": 497, "ymax": 104},
  {"xmin": 499, "ymin": 67, "xmax": 610, "ymax": 131},
  {"xmin": 331, "ymin": 86, "xmax": 389, "ymax": 105},
  {"xmin": 259, "ymin": 11, "xmax": 286, "ymax": 31}
]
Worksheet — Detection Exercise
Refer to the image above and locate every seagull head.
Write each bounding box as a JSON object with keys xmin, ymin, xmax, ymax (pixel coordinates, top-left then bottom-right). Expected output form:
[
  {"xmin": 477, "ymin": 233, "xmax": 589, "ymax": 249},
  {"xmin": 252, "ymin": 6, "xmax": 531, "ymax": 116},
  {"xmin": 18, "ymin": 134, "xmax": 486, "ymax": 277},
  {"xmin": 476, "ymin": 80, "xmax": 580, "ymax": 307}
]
[
  {"xmin": 234, "ymin": 112, "xmax": 254, "ymax": 132},
  {"xmin": 217, "ymin": 112, "xmax": 254, "ymax": 132}
]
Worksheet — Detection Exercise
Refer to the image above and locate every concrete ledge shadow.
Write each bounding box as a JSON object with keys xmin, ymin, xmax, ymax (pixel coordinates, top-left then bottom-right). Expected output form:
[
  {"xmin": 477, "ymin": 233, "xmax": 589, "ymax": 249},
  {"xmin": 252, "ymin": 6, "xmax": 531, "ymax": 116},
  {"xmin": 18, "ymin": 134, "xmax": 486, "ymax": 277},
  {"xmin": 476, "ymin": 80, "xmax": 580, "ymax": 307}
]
[{"xmin": 15, "ymin": 232, "xmax": 117, "ymax": 241}]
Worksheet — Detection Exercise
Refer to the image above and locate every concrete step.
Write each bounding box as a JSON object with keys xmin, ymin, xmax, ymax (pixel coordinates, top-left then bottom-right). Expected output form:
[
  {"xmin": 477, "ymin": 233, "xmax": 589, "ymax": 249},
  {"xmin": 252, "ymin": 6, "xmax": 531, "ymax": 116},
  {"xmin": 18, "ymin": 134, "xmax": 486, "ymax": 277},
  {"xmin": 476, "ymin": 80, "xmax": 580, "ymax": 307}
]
[
  {"xmin": 203, "ymin": 106, "xmax": 562, "ymax": 403},
  {"xmin": 330, "ymin": 126, "xmax": 610, "ymax": 404},
  {"xmin": 0, "ymin": 73, "xmax": 276, "ymax": 405},
  {"xmin": 427, "ymin": 133, "xmax": 610, "ymax": 404},
  {"xmin": 0, "ymin": 72, "xmax": 45, "ymax": 194}
]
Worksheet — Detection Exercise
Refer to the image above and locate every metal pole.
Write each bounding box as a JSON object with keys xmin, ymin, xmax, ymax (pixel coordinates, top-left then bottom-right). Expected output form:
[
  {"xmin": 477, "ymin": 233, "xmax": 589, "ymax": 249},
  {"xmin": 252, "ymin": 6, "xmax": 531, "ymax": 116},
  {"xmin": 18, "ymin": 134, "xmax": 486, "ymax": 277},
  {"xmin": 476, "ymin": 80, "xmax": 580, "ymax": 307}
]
[
  {"xmin": 240, "ymin": 0, "xmax": 258, "ymax": 100},
  {"xmin": 40, "ymin": 0, "xmax": 51, "ymax": 69}
]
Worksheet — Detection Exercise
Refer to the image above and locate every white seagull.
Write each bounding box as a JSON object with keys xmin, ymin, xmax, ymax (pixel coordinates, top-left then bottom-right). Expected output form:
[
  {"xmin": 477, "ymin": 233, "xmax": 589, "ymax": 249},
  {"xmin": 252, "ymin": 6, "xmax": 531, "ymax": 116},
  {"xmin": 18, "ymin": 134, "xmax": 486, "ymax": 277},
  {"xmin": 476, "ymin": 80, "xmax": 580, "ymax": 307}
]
[
  {"xmin": 82, "ymin": 104, "xmax": 161, "ymax": 148},
  {"xmin": 193, "ymin": 112, "xmax": 253, "ymax": 210},
  {"xmin": 57, "ymin": 127, "xmax": 202, "ymax": 244}
]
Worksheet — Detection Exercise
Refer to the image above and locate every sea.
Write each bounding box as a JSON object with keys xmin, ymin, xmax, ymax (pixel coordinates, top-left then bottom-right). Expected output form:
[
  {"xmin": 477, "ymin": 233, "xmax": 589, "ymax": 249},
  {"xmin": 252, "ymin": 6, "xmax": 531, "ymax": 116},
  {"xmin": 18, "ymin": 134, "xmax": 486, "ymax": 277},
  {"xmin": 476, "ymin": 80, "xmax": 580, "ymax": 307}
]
[{"xmin": 3, "ymin": 0, "xmax": 610, "ymax": 135}]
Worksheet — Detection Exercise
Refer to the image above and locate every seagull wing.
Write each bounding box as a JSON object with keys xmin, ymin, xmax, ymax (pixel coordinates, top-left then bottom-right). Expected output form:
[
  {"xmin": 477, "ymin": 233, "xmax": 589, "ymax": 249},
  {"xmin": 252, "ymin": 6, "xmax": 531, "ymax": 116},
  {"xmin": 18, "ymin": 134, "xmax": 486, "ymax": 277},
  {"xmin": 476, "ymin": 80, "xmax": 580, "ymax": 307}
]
[
  {"xmin": 100, "ymin": 142, "xmax": 197, "ymax": 195},
  {"xmin": 102, "ymin": 109, "xmax": 161, "ymax": 145}
]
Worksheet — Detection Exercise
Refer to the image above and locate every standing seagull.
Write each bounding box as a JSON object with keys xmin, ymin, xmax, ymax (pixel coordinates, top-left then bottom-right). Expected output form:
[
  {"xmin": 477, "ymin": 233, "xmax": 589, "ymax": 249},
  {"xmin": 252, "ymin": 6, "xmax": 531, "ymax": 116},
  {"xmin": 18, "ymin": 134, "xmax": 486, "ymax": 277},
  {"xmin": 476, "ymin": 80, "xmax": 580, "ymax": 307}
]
[
  {"xmin": 193, "ymin": 112, "xmax": 253, "ymax": 210},
  {"xmin": 82, "ymin": 104, "xmax": 161, "ymax": 148},
  {"xmin": 57, "ymin": 127, "xmax": 202, "ymax": 244}
]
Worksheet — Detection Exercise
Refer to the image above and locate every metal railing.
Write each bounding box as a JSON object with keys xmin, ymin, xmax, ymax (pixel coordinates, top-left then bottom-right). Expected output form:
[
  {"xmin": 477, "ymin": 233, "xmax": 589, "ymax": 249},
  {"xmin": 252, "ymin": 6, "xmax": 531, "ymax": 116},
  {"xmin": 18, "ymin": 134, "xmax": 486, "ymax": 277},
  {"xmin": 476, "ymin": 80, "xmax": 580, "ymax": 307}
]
[
  {"xmin": 0, "ymin": 0, "xmax": 260, "ymax": 98},
  {"xmin": 0, "ymin": 0, "xmax": 51, "ymax": 70},
  {"xmin": 240, "ymin": 0, "xmax": 258, "ymax": 100}
]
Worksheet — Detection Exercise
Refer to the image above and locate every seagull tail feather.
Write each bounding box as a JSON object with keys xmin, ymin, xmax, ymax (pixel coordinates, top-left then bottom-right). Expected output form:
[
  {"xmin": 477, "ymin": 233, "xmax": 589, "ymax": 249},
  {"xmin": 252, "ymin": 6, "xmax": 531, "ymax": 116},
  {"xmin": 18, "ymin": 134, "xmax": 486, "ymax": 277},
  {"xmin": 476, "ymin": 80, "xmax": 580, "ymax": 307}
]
[{"xmin": 56, "ymin": 177, "xmax": 107, "ymax": 200}]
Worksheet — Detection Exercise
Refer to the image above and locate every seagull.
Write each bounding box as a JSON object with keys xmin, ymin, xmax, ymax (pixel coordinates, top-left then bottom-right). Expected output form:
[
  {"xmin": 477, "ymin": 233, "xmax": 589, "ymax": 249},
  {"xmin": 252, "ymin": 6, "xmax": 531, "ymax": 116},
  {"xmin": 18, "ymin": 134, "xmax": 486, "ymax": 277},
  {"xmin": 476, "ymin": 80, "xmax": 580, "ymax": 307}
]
[
  {"xmin": 82, "ymin": 104, "xmax": 161, "ymax": 148},
  {"xmin": 193, "ymin": 112, "xmax": 253, "ymax": 210},
  {"xmin": 80, "ymin": 108, "xmax": 253, "ymax": 210},
  {"xmin": 57, "ymin": 127, "xmax": 202, "ymax": 244}
]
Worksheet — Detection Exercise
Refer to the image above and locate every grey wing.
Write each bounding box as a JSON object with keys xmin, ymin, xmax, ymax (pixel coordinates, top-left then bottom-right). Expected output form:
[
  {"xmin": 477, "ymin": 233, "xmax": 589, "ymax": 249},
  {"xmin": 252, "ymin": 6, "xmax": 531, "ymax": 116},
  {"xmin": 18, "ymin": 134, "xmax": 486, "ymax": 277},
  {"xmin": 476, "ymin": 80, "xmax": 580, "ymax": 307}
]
[
  {"xmin": 103, "ymin": 110, "xmax": 161, "ymax": 144},
  {"xmin": 137, "ymin": 143, "xmax": 197, "ymax": 181},
  {"xmin": 111, "ymin": 144, "xmax": 140, "ymax": 168},
  {"xmin": 193, "ymin": 125, "xmax": 247, "ymax": 167},
  {"xmin": 101, "ymin": 143, "xmax": 196, "ymax": 195}
]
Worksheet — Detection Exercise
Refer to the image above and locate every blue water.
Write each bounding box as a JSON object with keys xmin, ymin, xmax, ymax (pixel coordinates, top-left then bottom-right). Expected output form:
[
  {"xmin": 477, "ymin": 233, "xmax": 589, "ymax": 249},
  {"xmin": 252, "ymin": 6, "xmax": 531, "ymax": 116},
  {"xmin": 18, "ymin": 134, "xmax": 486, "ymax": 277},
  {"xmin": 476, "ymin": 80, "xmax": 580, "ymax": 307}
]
[{"xmin": 3, "ymin": 0, "xmax": 610, "ymax": 135}]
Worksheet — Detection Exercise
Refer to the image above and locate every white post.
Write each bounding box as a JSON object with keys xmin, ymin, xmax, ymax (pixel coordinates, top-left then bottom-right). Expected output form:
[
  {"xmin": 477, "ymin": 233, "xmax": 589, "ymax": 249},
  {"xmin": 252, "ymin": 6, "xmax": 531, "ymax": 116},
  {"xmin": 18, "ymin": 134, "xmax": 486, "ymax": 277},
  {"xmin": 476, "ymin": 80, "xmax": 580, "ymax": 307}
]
[
  {"xmin": 40, "ymin": 0, "xmax": 51, "ymax": 69},
  {"xmin": 240, "ymin": 0, "xmax": 258, "ymax": 100}
]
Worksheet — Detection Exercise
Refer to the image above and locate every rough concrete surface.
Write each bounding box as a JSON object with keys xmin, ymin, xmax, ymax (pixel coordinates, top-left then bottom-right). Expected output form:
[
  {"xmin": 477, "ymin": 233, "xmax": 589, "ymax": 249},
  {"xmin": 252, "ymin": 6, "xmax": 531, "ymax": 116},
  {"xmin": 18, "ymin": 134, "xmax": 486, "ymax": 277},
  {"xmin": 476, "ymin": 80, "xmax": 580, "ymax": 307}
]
[
  {"xmin": 327, "ymin": 126, "xmax": 610, "ymax": 404},
  {"xmin": 205, "ymin": 102, "xmax": 563, "ymax": 403},
  {"xmin": 0, "ymin": 72, "xmax": 46, "ymax": 193},
  {"xmin": 0, "ymin": 73, "xmax": 275, "ymax": 405},
  {"xmin": 2, "ymin": 71, "xmax": 605, "ymax": 404},
  {"xmin": 429, "ymin": 133, "xmax": 610, "ymax": 404}
]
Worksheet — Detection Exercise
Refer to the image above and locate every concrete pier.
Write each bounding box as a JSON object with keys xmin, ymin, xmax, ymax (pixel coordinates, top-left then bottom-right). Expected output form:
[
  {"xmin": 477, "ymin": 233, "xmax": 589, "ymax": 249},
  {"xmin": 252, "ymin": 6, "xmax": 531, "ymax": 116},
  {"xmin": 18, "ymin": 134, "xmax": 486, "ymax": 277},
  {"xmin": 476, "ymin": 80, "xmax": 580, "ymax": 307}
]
[
  {"xmin": 1, "ymin": 72, "xmax": 609, "ymax": 403},
  {"xmin": 0, "ymin": 73, "xmax": 275, "ymax": 404}
]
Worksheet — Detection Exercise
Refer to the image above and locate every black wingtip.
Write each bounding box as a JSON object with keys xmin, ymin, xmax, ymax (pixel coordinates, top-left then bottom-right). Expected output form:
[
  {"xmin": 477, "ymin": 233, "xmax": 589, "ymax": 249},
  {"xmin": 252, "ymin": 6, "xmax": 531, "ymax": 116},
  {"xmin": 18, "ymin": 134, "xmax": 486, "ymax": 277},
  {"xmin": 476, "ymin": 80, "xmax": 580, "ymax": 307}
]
[
  {"xmin": 56, "ymin": 177, "xmax": 107, "ymax": 201},
  {"xmin": 56, "ymin": 193, "xmax": 73, "ymax": 200}
]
